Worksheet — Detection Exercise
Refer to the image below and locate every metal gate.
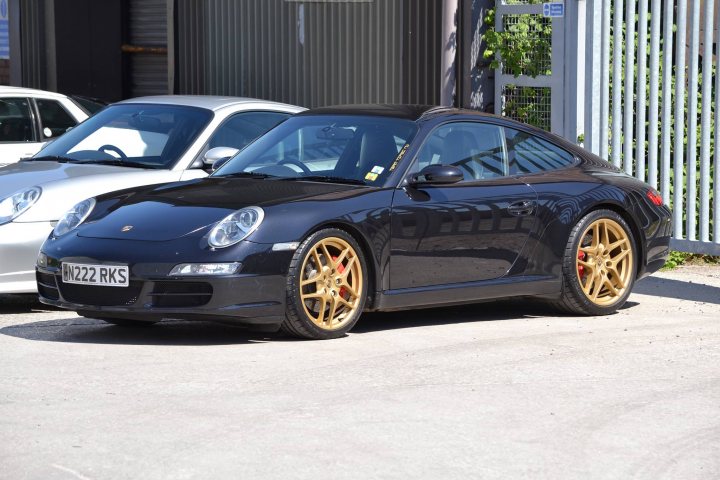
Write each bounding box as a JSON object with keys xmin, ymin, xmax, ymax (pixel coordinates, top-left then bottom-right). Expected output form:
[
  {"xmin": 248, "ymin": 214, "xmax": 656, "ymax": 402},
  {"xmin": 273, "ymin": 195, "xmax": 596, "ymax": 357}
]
[
  {"xmin": 493, "ymin": 1, "xmax": 565, "ymax": 135},
  {"xmin": 584, "ymin": 0, "xmax": 720, "ymax": 255}
]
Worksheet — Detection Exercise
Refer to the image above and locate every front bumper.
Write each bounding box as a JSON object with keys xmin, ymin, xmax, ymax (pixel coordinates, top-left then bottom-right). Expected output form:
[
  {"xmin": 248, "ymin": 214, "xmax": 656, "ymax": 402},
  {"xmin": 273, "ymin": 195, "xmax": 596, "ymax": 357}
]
[
  {"xmin": 37, "ymin": 265, "xmax": 287, "ymax": 325},
  {"xmin": 36, "ymin": 237, "xmax": 295, "ymax": 327},
  {"xmin": 0, "ymin": 221, "xmax": 54, "ymax": 293}
]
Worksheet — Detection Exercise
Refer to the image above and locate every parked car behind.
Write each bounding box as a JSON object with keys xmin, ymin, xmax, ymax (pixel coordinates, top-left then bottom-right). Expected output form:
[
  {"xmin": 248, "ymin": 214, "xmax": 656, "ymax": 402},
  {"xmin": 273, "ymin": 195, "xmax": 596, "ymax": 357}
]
[
  {"xmin": 0, "ymin": 86, "xmax": 105, "ymax": 166},
  {"xmin": 0, "ymin": 95, "xmax": 304, "ymax": 293}
]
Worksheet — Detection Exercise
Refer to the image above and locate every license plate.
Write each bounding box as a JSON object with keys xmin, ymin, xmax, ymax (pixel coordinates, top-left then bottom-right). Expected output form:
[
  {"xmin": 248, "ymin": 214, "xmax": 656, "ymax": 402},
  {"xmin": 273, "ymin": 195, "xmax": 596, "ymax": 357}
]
[{"xmin": 61, "ymin": 262, "xmax": 129, "ymax": 287}]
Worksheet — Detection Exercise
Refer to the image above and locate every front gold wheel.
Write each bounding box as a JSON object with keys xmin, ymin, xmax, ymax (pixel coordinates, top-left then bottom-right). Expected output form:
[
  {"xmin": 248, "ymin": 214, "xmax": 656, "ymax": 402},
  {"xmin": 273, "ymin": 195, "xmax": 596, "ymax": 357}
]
[
  {"xmin": 299, "ymin": 236, "xmax": 364, "ymax": 330},
  {"xmin": 576, "ymin": 218, "xmax": 634, "ymax": 306},
  {"xmin": 282, "ymin": 228, "xmax": 368, "ymax": 339}
]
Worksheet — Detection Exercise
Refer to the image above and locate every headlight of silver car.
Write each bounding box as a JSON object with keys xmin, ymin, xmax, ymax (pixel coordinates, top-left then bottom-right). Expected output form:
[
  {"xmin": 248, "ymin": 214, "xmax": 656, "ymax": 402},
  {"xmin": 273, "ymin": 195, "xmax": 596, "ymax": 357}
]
[
  {"xmin": 0, "ymin": 187, "xmax": 42, "ymax": 225},
  {"xmin": 53, "ymin": 198, "xmax": 96, "ymax": 237},
  {"xmin": 208, "ymin": 206, "xmax": 264, "ymax": 248}
]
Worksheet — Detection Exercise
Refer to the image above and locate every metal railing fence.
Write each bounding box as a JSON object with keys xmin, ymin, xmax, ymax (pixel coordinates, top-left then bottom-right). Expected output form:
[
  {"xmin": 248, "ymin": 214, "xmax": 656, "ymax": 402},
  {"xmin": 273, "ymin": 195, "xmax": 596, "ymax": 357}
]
[{"xmin": 585, "ymin": 0, "xmax": 720, "ymax": 255}]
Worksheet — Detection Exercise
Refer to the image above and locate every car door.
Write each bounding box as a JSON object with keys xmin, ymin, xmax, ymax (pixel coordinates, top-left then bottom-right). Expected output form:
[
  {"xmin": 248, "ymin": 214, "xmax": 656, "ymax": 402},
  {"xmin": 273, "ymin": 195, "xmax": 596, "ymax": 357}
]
[
  {"xmin": 0, "ymin": 97, "xmax": 43, "ymax": 165},
  {"xmin": 389, "ymin": 121, "xmax": 538, "ymax": 290}
]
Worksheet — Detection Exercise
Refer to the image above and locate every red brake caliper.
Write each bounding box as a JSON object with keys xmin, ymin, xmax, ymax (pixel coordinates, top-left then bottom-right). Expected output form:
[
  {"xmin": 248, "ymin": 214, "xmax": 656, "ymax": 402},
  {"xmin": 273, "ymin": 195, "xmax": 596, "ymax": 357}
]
[
  {"xmin": 577, "ymin": 250, "xmax": 585, "ymax": 277},
  {"xmin": 332, "ymin": 256, "xmax": 347, "ymax": 298}
]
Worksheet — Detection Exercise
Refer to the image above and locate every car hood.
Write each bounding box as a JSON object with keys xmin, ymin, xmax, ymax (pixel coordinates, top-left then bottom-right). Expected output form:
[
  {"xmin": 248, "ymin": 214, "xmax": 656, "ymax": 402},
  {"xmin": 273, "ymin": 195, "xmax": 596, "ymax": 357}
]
[
  {"xmin": 0, "ymin": 161, "xmax": 188, "ymax": 222},
  {"xmin": 78, "ymin": 177, "xmax": 363, "ymax": 242}
]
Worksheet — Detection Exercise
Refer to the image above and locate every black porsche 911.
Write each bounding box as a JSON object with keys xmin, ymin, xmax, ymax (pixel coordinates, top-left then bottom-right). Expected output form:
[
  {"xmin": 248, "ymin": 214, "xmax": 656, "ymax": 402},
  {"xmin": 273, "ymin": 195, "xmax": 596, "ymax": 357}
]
[{"xmin": 36, "ymin": 105, "xmax": 672, "ymax": 339}]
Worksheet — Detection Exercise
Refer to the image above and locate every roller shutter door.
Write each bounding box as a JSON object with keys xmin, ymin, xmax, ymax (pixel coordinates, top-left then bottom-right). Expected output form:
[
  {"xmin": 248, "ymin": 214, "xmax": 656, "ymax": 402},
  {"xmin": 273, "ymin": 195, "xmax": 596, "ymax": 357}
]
[{"xmin": 126, "ymin": 0, "xmax": 168, "ymax": 96}]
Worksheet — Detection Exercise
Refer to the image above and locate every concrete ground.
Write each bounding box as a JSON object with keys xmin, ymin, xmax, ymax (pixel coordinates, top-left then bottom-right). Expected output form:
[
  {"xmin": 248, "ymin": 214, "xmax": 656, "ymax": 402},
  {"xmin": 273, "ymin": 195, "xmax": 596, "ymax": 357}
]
[{"xmin": 0, "ymin": 265, "xmax": 718, "ymax": 480}]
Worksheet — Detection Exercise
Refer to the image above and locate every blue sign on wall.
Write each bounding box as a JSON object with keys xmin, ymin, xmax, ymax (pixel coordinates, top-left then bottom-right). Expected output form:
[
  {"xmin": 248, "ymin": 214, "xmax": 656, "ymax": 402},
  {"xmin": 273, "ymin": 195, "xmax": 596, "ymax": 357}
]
[
  {"xmin": 0, "ymin": 0, "xmax": 9, "ymax": 59},
  {"xmin": 543, "ymin": 2, "xmax": 565, "ymax": 18}
]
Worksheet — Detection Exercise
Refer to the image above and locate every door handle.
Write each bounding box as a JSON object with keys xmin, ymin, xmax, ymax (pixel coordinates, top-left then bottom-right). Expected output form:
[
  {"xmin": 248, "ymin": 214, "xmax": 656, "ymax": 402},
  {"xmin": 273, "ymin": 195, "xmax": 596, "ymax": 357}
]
[{"xmin": 507, "ymin": 200, "xmax": 536, "ymax": 216}]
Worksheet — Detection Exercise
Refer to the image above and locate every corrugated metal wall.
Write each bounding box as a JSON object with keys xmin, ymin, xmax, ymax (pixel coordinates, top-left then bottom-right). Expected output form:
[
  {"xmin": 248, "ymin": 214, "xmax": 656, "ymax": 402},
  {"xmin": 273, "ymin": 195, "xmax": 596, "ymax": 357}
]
[
  {"xmin": 19, "ymin": 0, "xmax": 46, "ymax": 89},
  {"xmin": 127, "ymin": 0, "xmax": 168, "ymax": 96},
  {"xmin": 175, "ymin": 0, "xmax": 442, "ymax": 107}
]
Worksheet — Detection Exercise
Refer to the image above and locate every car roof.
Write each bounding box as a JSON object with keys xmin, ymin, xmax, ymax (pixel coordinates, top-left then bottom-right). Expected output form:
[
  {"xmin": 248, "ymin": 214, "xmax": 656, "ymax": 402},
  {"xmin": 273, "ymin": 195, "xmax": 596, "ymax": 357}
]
[
  {"xmin": 0, "ymin": 86, "xmax": 69, "ymax": 99},
  {"xmin": 297, "ymin": 104, "xmax": 503, "ymax": 122},
  {"xmin": 117, "ymin": 95, "xmax": 303, "ymax": 112}
]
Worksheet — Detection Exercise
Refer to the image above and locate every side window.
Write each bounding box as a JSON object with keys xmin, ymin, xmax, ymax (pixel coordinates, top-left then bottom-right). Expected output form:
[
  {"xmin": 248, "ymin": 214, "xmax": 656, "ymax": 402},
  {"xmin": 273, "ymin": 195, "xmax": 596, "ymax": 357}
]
[
  {"xmin": 505, "ymin": 128, "xmax": 576, "ymax": 174},
  {"xmin": 209, "ymin": 111, "xmax": 290, "ymax": 151},
  {"xmin": 411, "ymin": 122, "xmax": 508, "ymax": 181},
  {"xmin": 0, "ymin": 98, "xmax": 36, "ymax": 143},
  {"xmin": 35, "ymin": 99, "xmax": 78, "ymax": 139}
]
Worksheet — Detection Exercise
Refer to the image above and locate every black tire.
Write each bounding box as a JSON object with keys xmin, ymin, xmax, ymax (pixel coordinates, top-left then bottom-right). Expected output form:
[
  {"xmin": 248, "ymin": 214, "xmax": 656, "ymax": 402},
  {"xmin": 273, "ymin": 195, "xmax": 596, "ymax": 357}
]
[
  {"xmin": 281, "ymin": 228, "xmax": 368, "ymax": 339},
  {"xmin": 552, "ymin": 209, "xmax": 637, "ymax": 315}
]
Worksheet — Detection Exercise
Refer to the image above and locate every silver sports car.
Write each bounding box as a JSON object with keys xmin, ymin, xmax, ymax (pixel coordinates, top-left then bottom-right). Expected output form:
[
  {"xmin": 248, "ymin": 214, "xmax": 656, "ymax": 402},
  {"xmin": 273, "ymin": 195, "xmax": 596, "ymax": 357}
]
[{"xmin": 0, "ymin": 95, "xmax": 303, "ymax": 293}]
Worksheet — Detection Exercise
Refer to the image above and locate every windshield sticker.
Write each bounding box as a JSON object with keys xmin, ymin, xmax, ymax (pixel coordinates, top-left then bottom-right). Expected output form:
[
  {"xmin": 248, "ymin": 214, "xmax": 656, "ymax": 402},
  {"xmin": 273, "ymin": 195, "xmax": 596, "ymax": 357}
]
[
  {"xmin": 364, "ymin": 172, "xmax": 379, "ymax": 182},
  {"xmin": 371, "ymin": 166, "xmax": 385, "ymax": 175},
  {"xmin": 388, "ymin": 143, "xmax": 410, "ymax": 172}
]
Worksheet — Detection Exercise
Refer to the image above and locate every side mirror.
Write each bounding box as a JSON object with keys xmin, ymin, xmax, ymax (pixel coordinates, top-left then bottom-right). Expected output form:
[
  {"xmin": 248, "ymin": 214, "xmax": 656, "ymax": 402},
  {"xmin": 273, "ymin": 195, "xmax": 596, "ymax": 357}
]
[
  {"xmin": 203, "ymin": 146, "xmax": 239, "ymax": 169},
  {"xmin": 408, "ymin": 164, "xmax": 464, "ymax": 186}
]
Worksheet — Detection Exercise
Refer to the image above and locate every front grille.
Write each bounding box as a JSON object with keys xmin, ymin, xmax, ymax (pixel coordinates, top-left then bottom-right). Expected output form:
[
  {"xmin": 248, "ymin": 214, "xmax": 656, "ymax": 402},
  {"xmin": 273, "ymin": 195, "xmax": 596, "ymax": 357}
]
[
  {"xmin": 149, "ymin": 281, "xmax": 213, "ymax": 308},
  {"xmin": 36, "ymin": 271, "xmax": 59, "ymax": 300},
  {"xmin": 58, "ymin": 281, "xmax": 142, "ymax": 306}
]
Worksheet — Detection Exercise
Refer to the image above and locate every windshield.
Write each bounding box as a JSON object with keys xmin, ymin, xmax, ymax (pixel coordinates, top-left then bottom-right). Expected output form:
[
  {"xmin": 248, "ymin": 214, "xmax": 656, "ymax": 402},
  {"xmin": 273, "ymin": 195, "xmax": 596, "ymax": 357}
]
[
  {"xmin": 213, "ymin": 115, "xmax": 418, "ymax": 185},
  {"xmin": 34, "ymin": 103, "xmax": 213, "ymax": 169}
]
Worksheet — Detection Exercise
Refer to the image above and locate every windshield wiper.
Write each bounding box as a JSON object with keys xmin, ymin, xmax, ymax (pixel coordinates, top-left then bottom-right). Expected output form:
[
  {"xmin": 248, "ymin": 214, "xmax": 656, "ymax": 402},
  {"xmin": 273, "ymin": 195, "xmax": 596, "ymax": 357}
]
[
  {"xmin": 73, "ymin": 159, "xmax": 156, "ymax": 169},
  {"xmin": 281, "ymin": 175, "xmax": 366, "ymax": 185},
  {"xmin": 217, "ymin": 171, "xmax": 277, "ymax": 179},
  {"xmin": 22, "ymin": 155, "xmax": 77, "ymax": 163}
]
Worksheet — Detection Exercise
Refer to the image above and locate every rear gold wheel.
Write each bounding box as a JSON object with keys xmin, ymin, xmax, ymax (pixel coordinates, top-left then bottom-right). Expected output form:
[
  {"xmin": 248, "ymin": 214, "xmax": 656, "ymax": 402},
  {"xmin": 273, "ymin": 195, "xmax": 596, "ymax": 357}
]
[
  {"xmin": 576, "ymin": 218, "xmax": 634, "ymax": 306},
  {"xmin": 282, "ymin": 229, "xmax": 367, "ymax": 339},
  {"xmin": 555, "ymin": 209, "xmax": 637, "ymax": 315}
]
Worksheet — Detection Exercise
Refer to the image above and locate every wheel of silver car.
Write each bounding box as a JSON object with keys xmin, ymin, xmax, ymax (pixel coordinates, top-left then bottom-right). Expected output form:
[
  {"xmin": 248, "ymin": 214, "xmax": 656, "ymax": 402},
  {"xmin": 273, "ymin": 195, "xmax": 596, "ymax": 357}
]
[
  {"xmin": 282, "ymin": 228, "xmax": 368, "ymax": 339},
  {"xmin": 555, "ymin": 209, "xmax": 637, "ymax": 315}
]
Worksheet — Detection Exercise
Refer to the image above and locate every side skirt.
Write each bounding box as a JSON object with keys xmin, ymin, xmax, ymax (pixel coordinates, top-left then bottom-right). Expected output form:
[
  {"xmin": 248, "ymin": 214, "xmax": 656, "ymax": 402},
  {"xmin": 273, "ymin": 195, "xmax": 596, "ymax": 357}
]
[{"xmin": 373, "ymin": 275, "xmax": 560, "ymax": 312}]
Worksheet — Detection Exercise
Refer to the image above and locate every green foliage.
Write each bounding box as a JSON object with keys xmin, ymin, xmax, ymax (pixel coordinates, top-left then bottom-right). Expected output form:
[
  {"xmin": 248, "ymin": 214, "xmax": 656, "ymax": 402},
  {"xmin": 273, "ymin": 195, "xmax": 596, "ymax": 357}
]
[
  {"xmin": 482, "ymin": 2, "xmax": 552, "ymax": 130},
  {"xmin": 662, "ymin": 251, "xmax": 720, "ymax": 270},
  {"xmin": 482, "ymin": 2, "xmax": 551, "ymax": 78},
  {"xmin": 662, "ymin": 251, "xmax": 691, "ymax": 269}
]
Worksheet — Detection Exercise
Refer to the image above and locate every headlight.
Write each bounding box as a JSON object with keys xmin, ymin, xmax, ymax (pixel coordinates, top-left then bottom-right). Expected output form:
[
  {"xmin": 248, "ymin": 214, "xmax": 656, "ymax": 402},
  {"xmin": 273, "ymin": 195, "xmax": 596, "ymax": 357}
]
[
  {"xmin": 53, "ymin": 198, "xmax": 96, "ymax": 237},
  {"xmin": 0, "ymin": 187, "xmax": 42, "ymax": 225},
  {"xmin": 208, "ymin": 206, "xmax": 264, "ymax": 248}
]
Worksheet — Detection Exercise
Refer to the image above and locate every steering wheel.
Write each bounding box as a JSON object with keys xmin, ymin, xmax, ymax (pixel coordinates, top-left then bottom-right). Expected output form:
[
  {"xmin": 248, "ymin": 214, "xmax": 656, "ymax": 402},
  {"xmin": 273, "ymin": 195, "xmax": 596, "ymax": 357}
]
[
  {"xmin": 277, "ymin": 159, "xmax": 312, "ymax": 175},
  {"xmin": 98, "ymin": 144, "xmax": 128, "ymax": 159}
]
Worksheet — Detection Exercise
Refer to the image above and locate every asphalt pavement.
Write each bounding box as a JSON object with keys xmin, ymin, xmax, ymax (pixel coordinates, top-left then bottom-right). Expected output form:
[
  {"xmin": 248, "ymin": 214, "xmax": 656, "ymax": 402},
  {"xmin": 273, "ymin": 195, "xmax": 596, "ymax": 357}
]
[{"xmin": 0, "ymin": 265, "xmax": 718, "ymax": 479}]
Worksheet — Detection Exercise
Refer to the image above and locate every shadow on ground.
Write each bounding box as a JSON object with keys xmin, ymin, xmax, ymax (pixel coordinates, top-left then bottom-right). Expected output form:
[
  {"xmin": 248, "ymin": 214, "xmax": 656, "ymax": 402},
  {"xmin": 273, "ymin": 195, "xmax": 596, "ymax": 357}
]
[
  {"xmin": 0, "ymin": 294, "xmax": 63, "ymax": 314},
  {"xmin": 0, "ymin": 299, "xmax": 548, "ymax": 346},
  {"xmin": 633, "ymin": 275, "xmax": 720, "ymax": 305},
  {"xmin": 2, "ymin": 273, "xmax": 716, "ymax": 346}
]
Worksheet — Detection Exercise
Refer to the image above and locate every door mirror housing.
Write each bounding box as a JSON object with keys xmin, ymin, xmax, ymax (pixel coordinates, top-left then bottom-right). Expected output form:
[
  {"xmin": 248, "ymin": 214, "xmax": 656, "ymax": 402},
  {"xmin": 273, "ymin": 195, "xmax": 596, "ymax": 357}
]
[
  {"xmin": 203, "ymin": 146, "xmax": 239, "ymax": 170},
  {"xmin": 408, "ymin": 164, "xmax": 464, "ymax": 186}
]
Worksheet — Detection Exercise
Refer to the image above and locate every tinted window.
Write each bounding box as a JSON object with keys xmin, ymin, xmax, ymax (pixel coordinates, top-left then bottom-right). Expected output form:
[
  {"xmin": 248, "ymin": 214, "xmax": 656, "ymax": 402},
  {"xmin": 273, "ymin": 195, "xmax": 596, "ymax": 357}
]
[
  {"xmin": 505, "ymin": 128, "xmax": 576, "ymax": 174},
  {"xmin": 0, "ymin": 98, "xmax": 35, "ymax": 143},
  {"xmin": 36, "ymin": 99, "xmax": 77, "ymax": 139},
  {"xmin": 70, "ymin": 96, "xmax": 107, "ymax": 115},
  {"xmin": 209, "ymin": 111, "xmax": 289, "ymax": 150},
  {"xmin": 38, "ymin": 104, "xmax": 213, "ymax": 169},
  {"xmin": 411, "ymin": 122, "xmax": 507, "ymax": 181},
  {"xmin": 215, "ymin": 115, "xmax": 417, "ymax": 184}
]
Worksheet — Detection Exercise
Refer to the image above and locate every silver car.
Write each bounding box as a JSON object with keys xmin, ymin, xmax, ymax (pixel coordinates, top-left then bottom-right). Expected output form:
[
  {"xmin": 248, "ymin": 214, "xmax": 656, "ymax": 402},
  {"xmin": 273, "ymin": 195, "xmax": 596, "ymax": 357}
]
[{"xmin": 0, "ymin": 95, "xmax": 304, "ymax": 293}]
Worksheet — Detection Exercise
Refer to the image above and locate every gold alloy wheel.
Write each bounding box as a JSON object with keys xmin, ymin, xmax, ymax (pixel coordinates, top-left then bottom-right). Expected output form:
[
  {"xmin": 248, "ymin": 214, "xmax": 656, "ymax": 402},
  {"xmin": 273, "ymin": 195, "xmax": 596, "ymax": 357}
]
[
  {"xmin": 576, "ymin": 218, "xmax": 634, "ymax": 306},
  {"xmin": 299, "ymin": 236, "xmax": 364, "ymax": 330}
]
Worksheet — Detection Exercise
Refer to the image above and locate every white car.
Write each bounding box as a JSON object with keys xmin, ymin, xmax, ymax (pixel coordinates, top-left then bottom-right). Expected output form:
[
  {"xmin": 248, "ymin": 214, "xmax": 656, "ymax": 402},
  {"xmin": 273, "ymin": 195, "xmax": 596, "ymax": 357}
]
[
  {"xmin": 0, "ymin": 86, "xmax": 105, "ymax": 166},
  {"xmin": 0, "ymin": 95, "xmax": 304, "ymax": 293}
]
